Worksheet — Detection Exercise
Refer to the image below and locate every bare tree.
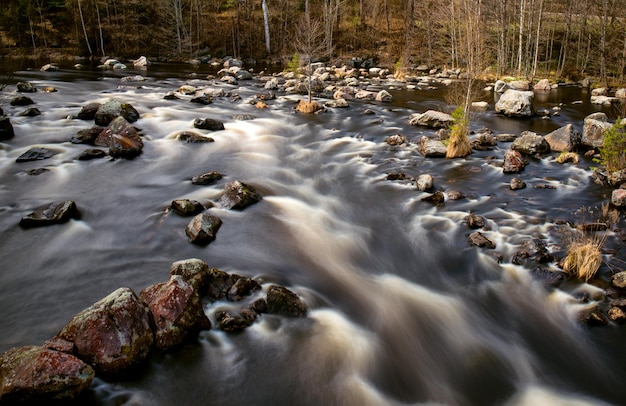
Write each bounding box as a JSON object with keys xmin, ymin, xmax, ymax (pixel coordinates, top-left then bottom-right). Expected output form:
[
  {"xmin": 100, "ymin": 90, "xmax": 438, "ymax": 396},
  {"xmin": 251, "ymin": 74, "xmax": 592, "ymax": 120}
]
[{"xmin": 295, "ymin": 12, "xmax": 327, "ymax": 112}]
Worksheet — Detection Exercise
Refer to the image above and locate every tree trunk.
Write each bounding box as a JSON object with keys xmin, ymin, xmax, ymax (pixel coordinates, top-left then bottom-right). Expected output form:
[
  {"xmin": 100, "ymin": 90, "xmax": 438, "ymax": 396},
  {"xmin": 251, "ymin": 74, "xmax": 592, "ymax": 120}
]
[
  {"xmin": 77, "ymin": 0, "xmax": 93, "ymax": 56},
  {"xmin": 262, "ymin": 0, "xmax": 271, "ymax": 54}
]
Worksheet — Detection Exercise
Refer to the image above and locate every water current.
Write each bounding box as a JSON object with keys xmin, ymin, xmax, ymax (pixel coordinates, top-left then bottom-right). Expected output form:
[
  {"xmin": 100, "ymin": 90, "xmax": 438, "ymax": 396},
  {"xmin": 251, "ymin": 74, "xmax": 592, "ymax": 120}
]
[{"xmin": 1, "ymin": 62, "xmax": 626, "ymax": 405}]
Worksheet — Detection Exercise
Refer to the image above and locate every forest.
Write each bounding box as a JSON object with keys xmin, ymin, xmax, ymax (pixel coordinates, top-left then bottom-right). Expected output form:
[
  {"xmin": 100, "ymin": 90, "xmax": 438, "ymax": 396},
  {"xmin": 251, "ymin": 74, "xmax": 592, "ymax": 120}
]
[{"xmin": 1, "ymin": 0, "xmax": 625, "ymax": 84}]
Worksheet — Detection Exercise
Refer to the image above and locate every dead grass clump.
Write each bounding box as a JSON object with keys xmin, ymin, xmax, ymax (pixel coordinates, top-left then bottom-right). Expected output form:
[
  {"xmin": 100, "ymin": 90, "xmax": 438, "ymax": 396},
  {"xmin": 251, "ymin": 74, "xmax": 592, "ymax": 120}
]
[
  {"xmin": 295, "ymin": 100, "xmax": 322, "ymax": 114},
  {"xmin": 562, "ymin": 241, "xmax": 603, "ymax": 282}
]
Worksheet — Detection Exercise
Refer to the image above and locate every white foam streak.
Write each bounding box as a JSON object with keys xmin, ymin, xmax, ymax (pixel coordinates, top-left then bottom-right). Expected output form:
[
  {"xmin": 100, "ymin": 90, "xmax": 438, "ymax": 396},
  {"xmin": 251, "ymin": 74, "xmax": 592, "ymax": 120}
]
[{"xmin": 506, "ymin": 386, "xmax": 612, "ymax": 406}]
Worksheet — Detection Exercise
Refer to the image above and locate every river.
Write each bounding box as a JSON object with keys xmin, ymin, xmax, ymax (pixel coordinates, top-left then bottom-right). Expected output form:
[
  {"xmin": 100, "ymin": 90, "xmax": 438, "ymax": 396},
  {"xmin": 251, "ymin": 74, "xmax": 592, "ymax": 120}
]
[{"xmin": 1, "ymin": 62, "xmax": 625, "ymax": 405}]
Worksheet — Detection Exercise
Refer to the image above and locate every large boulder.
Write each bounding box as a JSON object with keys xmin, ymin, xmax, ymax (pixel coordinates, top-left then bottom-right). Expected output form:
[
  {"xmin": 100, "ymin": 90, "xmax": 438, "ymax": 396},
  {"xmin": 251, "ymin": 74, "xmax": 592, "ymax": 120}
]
[
  {"xmin": 533, "ymin": 79, "xmax": 551, "ymax": 91},
  {"xmin": 185, "ymin": 213, "xmax": 222, "ymax": 245},
  {"xmin": 0, "ymin": 346, "xmax": 94, "ymax": 403},
  {"xmin": 77, "ymin": 102, "xmax": 101, "ymax": 120},
  {"xmin": 140, "ymin": 275, "xmax": 211, "ymax": 351},
  {"xmin": 495, "ymin": 89, "xmax": 534, "ymax": 117},
  {"xmin": 218, "ymin": 181, "xmax": 263, "ymax": 210},
  {"xmin": 0, "ymin": 116, "xmax": 15, "ymax": 140},
  {"xmin": 409, "ymin": 110, "xmax": 454, "ymax": 128},
  {"xmin": 544, "ymin": 124, "xmax": 581, "ymax": 152},
  {"xmin": 169, "ymin": 258, "xmax": 210, "ymax": 291},
  {"xmin": 511, "ymin": 131, "xmax": 550, "ymax": 155},
  {"xmin": 582, "ymin": 112, "xmax": 612, "ymax": 149},
  {"xmin": 19, "ymin": 201, "xmax": 79, "ymax": 228},
  {"xmin": 94, "ymin": 100, "xmax": 140, "ymax": 126},
  {"xmin": 16, "ymin": 81, "xmax": 37, "ymax": 92},
  {"xmin": 54, "ymin": 287, "xmax": 154, "ymax": 375},
  {"xmin": 95, "ymin": 116, "xmax": 143, "ymax": 158},
  {"xmin": 418, "ymin": 136, "xmax": 447, "ymax": 158},
  {"xmin": 493, "ymin": 80, "xmax": 510, "ymax": 93}
]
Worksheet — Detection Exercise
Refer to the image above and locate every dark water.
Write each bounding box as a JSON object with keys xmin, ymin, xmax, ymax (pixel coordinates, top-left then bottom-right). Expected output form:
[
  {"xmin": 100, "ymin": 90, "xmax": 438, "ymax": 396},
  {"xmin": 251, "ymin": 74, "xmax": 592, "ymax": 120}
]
[{"xmin": 1, "ymin": 63, "xmax": 625, "ymax": 405}]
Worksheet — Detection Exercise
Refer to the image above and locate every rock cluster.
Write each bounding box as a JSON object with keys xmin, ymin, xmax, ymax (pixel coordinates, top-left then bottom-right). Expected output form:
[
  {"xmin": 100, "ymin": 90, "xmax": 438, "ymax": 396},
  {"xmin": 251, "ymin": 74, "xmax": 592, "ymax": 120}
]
[{"xmin": 0, "ymin": 259, "xmax": 308, "ymax": 403}]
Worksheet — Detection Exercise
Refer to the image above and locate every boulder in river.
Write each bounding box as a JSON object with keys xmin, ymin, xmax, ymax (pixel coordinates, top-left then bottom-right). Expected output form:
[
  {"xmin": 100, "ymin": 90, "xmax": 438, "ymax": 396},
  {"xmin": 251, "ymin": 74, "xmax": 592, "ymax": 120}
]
[
  {"xmin": 511, "ymin": 131, "xmax": 550, "ymax": 155},
  {"xmin": 10, "ymin": 96, "xmax": 35, "ymax": 106},
  {"xmin": 77, "ymin": 102, "xmax": 101, "ymax": 120},
  {"xmin": 611, "ymin": 189, "xmax": 626, "ymax": 207},
  {"xmin": 544, "ymin": 124, "xmax": 581, "ymax": 152},
  {"xmin": 171, "ymin": 199, "xmax": 205, "ymax": 216},
  {"xmin": 264, "ymin": 285, "xmax": 307, "ymax": 317},
  {"xmin": 54, "ymin": 287, "xmax": 154, "ymax": 375},
  {"xmin": 409, "ymin": 110, "xmax": 454, "ymax": 128},
  {"xmin": 495, "ymin": 89, "xmax": 534, "ymax": 117},
  {"xmin": 191, "ymin": 171, "xmax": 222, "ymax": 185},
  {"xmin": 0, "ymin": 116, "xmax": 15, "ymax": 140},
  {"xmin": 215, "ymin": 310, "xmax": 253, "ymax": 333},
  {"xmin": 19, "ymin": 201, "xmax": 79, "ymax": 228},
  {"xmin": 16, "ymin": 81, "xmax": 37, "ymax": 92},
  {"xmin": 15, "ymin": 147, "xmax": 58, "ymax": 162},
  {"xmin": 468, "ymin": 231, "xmax": 496, "ymax": 249},
  {"xmin": 176, "ymin": 131, "xmax": 214, "ymax": 143},
  {"xmin": 582, "ymin": 112, "xmax": 612, "ymax": 149},
  {"xmin": 0, "ymin": 345, "xmax": 94, "ymax": 403},
  {"xmin": 169, "ymin": 258, "xmax": 210, "ymax": 292},
  {"xmin": 503, "ymin": 149, "xmax": 527, "ymax": 173},
  {"xmin": 418, "ymin": 136, "xmax": 447, "ymax": 158},
  {"xmin": 185, "ymin": 213, "xmax": 222, "ymax": 245},
  {"xmin": 94, "ymin": 100, "xmax": 140, "ymax": 126},
  {"xmin": 218, "ymin": 180, "xmax": 263, "ymax": 210},
  {"xmin": 416, "ymin": 174, "xmax": 434, "ymax": 191},
  {"xmin": 71, "ymin": 126, "xmax": 104, "ymax": 144},
  {"xmin": 533, "ymin": 79, "xmax": 551, "ymax": 91},
  {"xmin": 95, "ymin": 116, "xmax": 143, "ymax": 158},
  {"xmin": 140, "ymin": 274, "xmax": 211, "ymax": 350},
  {"xmin": 193, "ymin": 118, "xmax": 225, "ymax": 131}
]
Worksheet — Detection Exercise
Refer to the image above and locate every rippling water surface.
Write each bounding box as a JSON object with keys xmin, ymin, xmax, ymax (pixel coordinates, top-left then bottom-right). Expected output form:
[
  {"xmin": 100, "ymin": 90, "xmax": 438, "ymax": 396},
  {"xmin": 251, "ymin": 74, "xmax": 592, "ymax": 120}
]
[{"xmin": 1, "ymin": 63, "xmax": 625, "ymax": 405}]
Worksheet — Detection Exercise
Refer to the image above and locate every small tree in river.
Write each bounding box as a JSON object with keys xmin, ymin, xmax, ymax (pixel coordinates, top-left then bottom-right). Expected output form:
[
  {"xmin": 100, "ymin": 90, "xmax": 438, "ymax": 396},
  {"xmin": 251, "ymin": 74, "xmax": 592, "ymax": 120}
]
[{"xmin": 295, "ymin": 12, "xmax": 328, "ymax": 113}]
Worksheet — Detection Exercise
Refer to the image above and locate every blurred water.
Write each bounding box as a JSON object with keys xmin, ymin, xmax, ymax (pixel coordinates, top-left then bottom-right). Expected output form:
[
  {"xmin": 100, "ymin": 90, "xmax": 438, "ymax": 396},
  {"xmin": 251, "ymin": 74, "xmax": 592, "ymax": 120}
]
[{"xmin": 0, "ymin": 64, "xmax": 625, "ymax": 405}]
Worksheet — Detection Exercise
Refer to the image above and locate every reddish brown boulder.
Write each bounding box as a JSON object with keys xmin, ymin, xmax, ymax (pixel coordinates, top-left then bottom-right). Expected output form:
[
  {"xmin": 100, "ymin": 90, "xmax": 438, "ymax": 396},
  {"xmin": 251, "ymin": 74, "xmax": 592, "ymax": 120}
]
[
  {"xmin": 169, "ymin": 258, "xmax": 210, "ymax": 291},
  {"xmin": 0, "ymin": 346, "xmax": 94, "ymax": 403},
  {"xmin": 54, "ymin": 287, "xmax": 154, "ymax": 375},
  {"xmin": 503, "ymin": 149, "xmax": 526, "ymax": 173},
  {"xmin": 95, "ymin": 116, "xmax": 143, "ymax": 159},
  {"xmin": 140, "ymin": 275, "xmax": 211, "ymax": 351},
  {"xmin": 265, "ymin": 285, "xmax": 307, "ymax": 317},
  {"xmin": 185, "ymin": 213, "xmax": 222, "ymax": 245}
]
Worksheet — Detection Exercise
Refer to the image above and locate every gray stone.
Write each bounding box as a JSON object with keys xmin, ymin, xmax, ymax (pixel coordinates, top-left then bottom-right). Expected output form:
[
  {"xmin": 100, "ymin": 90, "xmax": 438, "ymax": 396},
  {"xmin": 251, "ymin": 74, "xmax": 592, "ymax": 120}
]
[
  {"xmin": 416, "ymin": 174, "xmax": 434, "ymax": 191},
  {"xmin": 418, "ymin": 136, "xmax": 447, "ymax": 158},
  {"xmin": 495, "ymin": 89, "xmax": 534, "ymax": 117},
  {"xmin": 94, "ymin": 100, "xmax": 140, "ymax": 126},
  {"xmin": 409, "ymin": 110, "xmax": 454, "ymax": 128},
  {"xmin": 511, "ymin": 131, "xmax": 550, "ymax": 155},
  {"xmin": 185, "ymin": 213, "xmax": 222, "ymax": 245},
  {"xmin": 582, "ymin": 112, "xmax": 612, "ymax": 149},
  {"xmin": 218, "ymin": 181, "xmax": 263, "ymax": 210}
]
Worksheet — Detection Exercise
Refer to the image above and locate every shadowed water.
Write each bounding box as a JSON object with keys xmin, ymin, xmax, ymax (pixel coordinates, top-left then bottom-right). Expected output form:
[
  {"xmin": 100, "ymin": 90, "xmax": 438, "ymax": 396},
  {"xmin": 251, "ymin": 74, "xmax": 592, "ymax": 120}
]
[{"xmin": 0, "ymin": 64, "xmax": 625, "ymax": 405}]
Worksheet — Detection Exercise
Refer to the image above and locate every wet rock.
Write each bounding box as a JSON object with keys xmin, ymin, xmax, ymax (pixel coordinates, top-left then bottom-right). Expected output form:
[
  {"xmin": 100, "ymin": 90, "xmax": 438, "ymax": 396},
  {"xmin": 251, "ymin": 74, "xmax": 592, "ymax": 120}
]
[
  {"xmin": 418, "ymin": 136, "xmax": 447, "ymax": 158},
  {"xmin": 191, "ymin": 95, "xmax": 212, "ymax": 105},
  {"xmin": 608, "ymin": 306, "xmax": 626, "ymax": 322},
  {"xmin": 42, "ymin": 86, "xmax": 57, "ymax": 93},
  {"xmin": 18, "ymin": 107, "xmax": 41, "ymax": 117},
  {"xmin": 468, "ymin": 232, "xmax": 496, "ymax": 249},
  {"xmin": 509, "ymin": 80, "xmax": 530, "ymax": 91},
  {"xmin": 578, "ymin": 305, "xmax": 608, "ymax": 326},
  {"xmin": 16, "ymin": 81, "xmax": 37, "ymax": 92},
  {"xmin": 94, "ymin": 100, "xmax": 140, "ymax": 126},
  {"xmin": 518, "ymin": 238, "xmax": 554, "ymax": 264},
  {"xmin": 54, "ymin": 287, "xmax": 154, "ymax": 375},
  {"xmin": 511, "ymin": 131, "xmax": 550, "ymax": 155},
  {"xmin": 472, "ymin": 129, "xmax": 497, "ymax": 150},
  {"xmin": 26, "ymin": 168, "xmax": 49, "ymax": 176},
  {"xmin": 611, "ymin": 189, "xmax": 626, "ymax": 207},
  {"xmin": 612, "ymin": 271, "xmax": 626, "ymax": 289},
  {"xmin": 387, "ymin": 172, "xmax": 407, "ymax": 181},
  {"xmin": 376, "ymin": 90, "xmax": 393, "ymax": 102},
  {"xmin": 544, "ymin": 124, "xmax": 582, "ymax": 152},
  {"xmin": 529, "ymin": 267, "xmax": 567, "ymax": 287},
  {"xmin": 533, "ymin": 79, "xmax": 551, "ymax": 91},
  {"xmin": 265, "ymin": 285, "xmax": 307, "ymax": 317},
  {"xmin": 193, "ymin": 118, "xmax": 225, "ymax": 131},
  {"xmin": 171, "ymin": 199, "xmax": 204, "ymax": 216},
  {"xmin": 582, "ymin": 112, "xmax": 612, "ymax": 149},
  {"xmin": 0, "ymin": 346, "xmax": 94, "ymax": 403},
  {"xmin": 71, "ymin": 126, "xmax": 104, "ymax": 144},
  {"xmin": 169, "ymin": 258, "xmax": 210, "ymax": 291},
  {"xmin": 416, "ymin": 174, "xmax": 434, "ymax": 191},
  {"xmin": 10, "ymin": 96, "xmax": 35, "ymax": 106},
  {"xmin": 385, "ymin": 134, "xmax": 409, "ymax": 146},
  {"xmin": 120, "ymin": 75, "xmax": 146, "ymax": 83},
  {"xmin": 205, "ymin": 268, "xmax": 235, "ymax": 300},
  {"xmin": 185, "ymin": 213, "xmax": 222, "ymax": 245},
  {"xmin": 495, "ymin": 89, "xmax": 534, "ymax": 117},
  {"xmin": 0, "ymin": 116, "xmax": 15, "ymax": 140},
  {"xmin": 325, "ymin": 98, "xmax": 349, "ymax": 108},
  {"xmin": 77, "ymin": 149, "xmax": 107, "ymax": 161},
  {"xmin": 422, "ymin": 191, "xmax": 445, "ymax": 205},
  {"xmin": 503, "ymin": 149, "xmax": 526, "ymax": 173},
  {"xmin": 445, "ymin": 190, "xmax": 465, "ymax": 200},
  {"xmin": 466, "ymin": 213, "xmax": 486, "ymax": 229},
  {"xmin": 510, "ymin": 177, "xmax": 527, "ymax": 190},
  {"xmin": 218, "ymin": 180, "xmax": 263, "ymax": 210},
  {"xmin": 496, "ymin": 133, "xmax": 517, "ymax": 142},
  {"xmin": 409, "ymin": 110, "xmax": 454, "ymax": 128},
  {"xmin": 191, "ymin": 171, "xmax": 223, "ymax": 185},
  {"xmin": 227, "ymin": 275, "xmax": 261, "ymax": 301},
  {"xmin": 16, "ymin": 147, "xmax": 57, "ymax": 162},
  {"xmin": 177, "ymin": 131, "xmax": 214, "ymax": 143},
  {"xmin": 19, "ymin": 201, "xmax": 78, "ymax": 228},
  {"xmin": 95, "ymin": 117, "xmax": 143, "ymax": 159},
  {"xmin": 215, "ymin": 310, "xmax": 252, "ymax": 333},
  {"xmin": 76, "ymin": 102, "xmax": 101, "ymax": 120},
  {"xmin": 140, "ymin": 275, "xmax": 211, "ymax": 350},
  {"xmin": 233, "ymin": 114, "xmax": 255, "ymax": 121}
]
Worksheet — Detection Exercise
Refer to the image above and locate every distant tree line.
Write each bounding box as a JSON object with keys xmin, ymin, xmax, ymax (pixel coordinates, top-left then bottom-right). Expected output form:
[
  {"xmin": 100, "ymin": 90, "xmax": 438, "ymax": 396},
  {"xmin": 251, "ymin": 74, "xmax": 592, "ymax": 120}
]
[{"xmin": 1, "ymin": 0, "xmax": 625, "ymax": 83}]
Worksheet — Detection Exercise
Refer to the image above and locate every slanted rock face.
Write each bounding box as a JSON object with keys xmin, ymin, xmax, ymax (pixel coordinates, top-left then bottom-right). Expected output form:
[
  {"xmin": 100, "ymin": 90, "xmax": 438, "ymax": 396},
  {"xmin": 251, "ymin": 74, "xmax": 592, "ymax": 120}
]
[
  {"xmin": 418, "ymin": 136, "xmax": 447, "ymax": 158},
  {"xmin": 0, "ymin": 346, "xmax": 94, "ymax": 403},
  {"xmin": 495, "ymin": 89, "xmax": 534, "ymax": 117},
  {"xmin": 95, "ymin": 116, "xmax": 143, "ymax": 158},
  {"xmin": 511, "ymin": 131, "xmax": 550, "ymax": 155},
  {"xmin": 409, "ymin": 110, "xmax": 454, "ymax": 128},
  {"xmin": 54, "ymin": 287, "xmax": 154, "ymax": 375},
  {"xmin": 544, "ymin": 124, "xmax": 581, "ymax": 152},
  {"xmin": 503, "ymin": 149, "xmax": 526, "ymax": 173},
  {"xmin": 77, "ymin": 102, "xmax": 101, "ymax": 120},
  {"xmin": 94, "ymin": 100, "xmax": 140, "ymax": 126},
  {"xmin": 0, "ymin": 116, "xmax": 15, "ymax": 141},
  {"xmin": 185, "ymin": 213, "xmax": 222, "ymax": 245},
  {"xmin": 19, "ymin": 201, "xmax": 79, "ymax": 228},
  {"xmin": 265, "ymin": 285, "xmax": 307, "ymax": 317},
  {"xmin": 218, "ymin": 181, "xmax": 263, "ymax": 210},
  {"xmin": 140, "ymin": 275, "xmax": 211, "ymax": 351}
]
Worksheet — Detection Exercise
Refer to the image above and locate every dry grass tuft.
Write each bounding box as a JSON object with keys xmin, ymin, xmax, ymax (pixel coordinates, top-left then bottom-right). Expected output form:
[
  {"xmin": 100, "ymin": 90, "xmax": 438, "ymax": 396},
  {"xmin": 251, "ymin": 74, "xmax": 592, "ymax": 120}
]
[
  {"xmin": 295, "ymin": 100, "xmax": 322, "ymax": 114},
  {"xmin": 562, "ymin": 241, "xmax": 603, "ymax": 282},
  {"xmin": 446, "ymin": 131, "xmax": 473, "ymax": 158}
]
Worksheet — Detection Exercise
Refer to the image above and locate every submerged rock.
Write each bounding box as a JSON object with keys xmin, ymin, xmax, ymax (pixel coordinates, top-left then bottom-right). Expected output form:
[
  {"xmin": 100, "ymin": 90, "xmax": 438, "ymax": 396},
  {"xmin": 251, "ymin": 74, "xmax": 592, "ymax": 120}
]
[
  {"xmin": 0, "ymin": 346, "xmax": 94, "ymax": 403},
  {"xmin": 176, "ymin": 131, "xmax": 214, "ymax": 143},
  {"xmin": 140, "ymin": 275, "xmax": 211, "ymax": 350},
  {"xmin": 16, "ymin": 147, "xmax": 58, "ymax": 162},
  {"xmin": 191, "ymin": 171, "xmax": 222, "ymax": 185},
  {"xmin": 265, "ymin": 285, "xmax": 307, "ymax": 317},
  {"xmin": 193, "ymin": 118, "xmax": 225, "ymax": 131},
  {"xmin": 171, "ymin": 199, "xmax": 205, "ymax": 216},
  {"xmin": 218, "ymin": 180, "xmax": 263, "ymax": 210},
  {"xmin": 19, "ymin": 201, "xmax": 79, "ymax": 228},
  {"xmin": 54, "ymin": 287, "xmax": 154, "ymax": 375},
  {"xmin": 0, "ymin": 116, "xmax": 15, "ymax": 140},
  {"xmin": 185, "ymin": 213, "xmax": 222, "ymax": 245},
  {"xmin": 77, "ymin": 149, "xmax": 107, "ymax": 161}
]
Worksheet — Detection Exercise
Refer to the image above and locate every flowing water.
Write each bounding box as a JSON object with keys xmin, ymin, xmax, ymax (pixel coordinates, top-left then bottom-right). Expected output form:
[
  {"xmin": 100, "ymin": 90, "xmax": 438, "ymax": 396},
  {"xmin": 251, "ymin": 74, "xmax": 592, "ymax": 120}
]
[{"xmin": 1, "ymin": 63, "xmax": 625, "ymax": 405}]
